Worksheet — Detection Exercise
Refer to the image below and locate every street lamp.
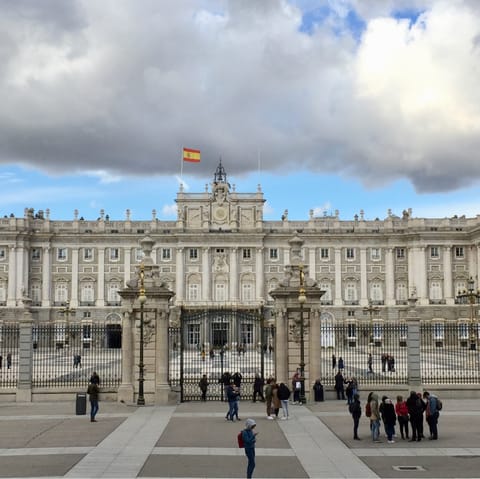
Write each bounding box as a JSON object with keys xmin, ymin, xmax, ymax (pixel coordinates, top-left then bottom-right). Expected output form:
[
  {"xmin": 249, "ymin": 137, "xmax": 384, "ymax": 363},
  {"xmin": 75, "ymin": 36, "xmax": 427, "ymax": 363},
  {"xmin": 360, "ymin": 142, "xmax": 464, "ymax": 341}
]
[
  {"xmin": 59, "ymin": 300, "xmax": 76, "ymax": 348},
  {"xmin": 137, "ymin": 263, "xmax": 147, "ymax": 405},
  {"xmin": 298, "ymin": 265, "xmax": 307, "ymax": 404},
  {"xmin": 363, "ymin": 300, "xmax": 380, "ymax": 346},
  {"xmin": 456, "ymin": 277, "xmax": 480, "ymax": 351}
]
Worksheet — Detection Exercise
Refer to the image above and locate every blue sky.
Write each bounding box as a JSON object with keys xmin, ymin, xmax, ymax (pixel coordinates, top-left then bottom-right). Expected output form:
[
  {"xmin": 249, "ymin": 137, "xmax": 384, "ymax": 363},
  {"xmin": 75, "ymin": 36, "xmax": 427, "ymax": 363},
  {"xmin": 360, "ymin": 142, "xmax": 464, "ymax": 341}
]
[{"xmin": 1, "ymin": 1, "xmax": 480, "ymax": 222}]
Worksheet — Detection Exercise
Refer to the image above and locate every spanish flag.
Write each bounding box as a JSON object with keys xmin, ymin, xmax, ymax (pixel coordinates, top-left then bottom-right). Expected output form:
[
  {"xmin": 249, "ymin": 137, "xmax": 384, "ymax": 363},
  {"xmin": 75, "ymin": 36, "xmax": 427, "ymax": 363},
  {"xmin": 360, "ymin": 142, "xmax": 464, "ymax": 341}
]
[{"xmin": 183, "ymin": 147, "xmax": 201, "ymax": 163}]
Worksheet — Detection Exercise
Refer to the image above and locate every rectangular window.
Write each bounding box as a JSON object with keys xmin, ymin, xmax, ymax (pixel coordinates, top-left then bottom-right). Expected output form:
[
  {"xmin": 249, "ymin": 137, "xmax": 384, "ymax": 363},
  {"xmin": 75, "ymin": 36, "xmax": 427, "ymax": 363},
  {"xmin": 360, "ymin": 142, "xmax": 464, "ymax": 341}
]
[
  {"xmin": 84, "ymin": 248, "xmax": 93, "ymax": 261},
  {"xmin": 347, "ymin": 323, "xmax": 356, "ymax": 339},
  {"xmin": 396, "ymin": 247, "xmax": 405, "ymax": 259},
  {"xmin": 242, "ymin": 283, "xmax": 253, "ymax": 301},
  {"xmin": 188, "ymin": 324, "xmax": 200, "ymax": 346},
  {"xmin": 31, "ymin": 248, "xmax": 41, "ymax": 261},
  {"xmin": 135, "ymin": 248, "xmax": 144, "ymax": 262},
  {"xmin": 216, "ymin": 248, "xmax": 225, "ymax": 254},
  {"xmin": 188, "ymin": 284, "xmax": 199, "ymax": 301},
  {"xmin": 57, "ymin": 248, "xmax": 67, "ymax": 261},
  {"xmin": 458, "ymin": 323, "xmax": 468, "ymax": 339},
  {"xmin": 269, "ymin": 248, "xmax": 278, "ymax": 260},
  {"xmin": 455, "ymin": 246, "xmax": 464, "ymax": 258},
  {"xmin": 0, "ymin": 248, "xmax": 5, "ymax": 260},
  {"xmin": 189, "ymin": 248, "xmax": 198, "ymax": 260},
  {"xmin": 243, "ymin": 248, "xmax": 251, "ymax": 259},
  {"xmin": 347, "ymin": 310, "xmax": 355, "ymax": 317},
  {"xmin": 320, "ymin": 248, "xmax": 329, "ymax": 259},
  {"xmin": 373, "ymin": 323, "xmax": 383, "ymax": 341},
  {"xmin": 433, "ymin": 323, "xmax": 444, "ymax": 340},
  {"xmin": 346, "ymin": 248, "xmax": 355, "ymax": 260},
  {"xmin": 240, "ymin": 322, "xmax": 253, "ymax": 345},
  {"xmin": 430, "ymin": 246, "xmax": 439, "ymax": 258},
  {"xmin": 215, "ymin": 283, "xmax": 225, "ymax": 301},
  {"xmin": 110, "ymin": 248, "xmax": 120, "ymax": 261},
  {"xmin": 162, "ymin": 248, "xmax": 171, "ymax": 260},
  {"xmin": 371, "ymin": 248, "xmax": 381, "ymax": 261}
]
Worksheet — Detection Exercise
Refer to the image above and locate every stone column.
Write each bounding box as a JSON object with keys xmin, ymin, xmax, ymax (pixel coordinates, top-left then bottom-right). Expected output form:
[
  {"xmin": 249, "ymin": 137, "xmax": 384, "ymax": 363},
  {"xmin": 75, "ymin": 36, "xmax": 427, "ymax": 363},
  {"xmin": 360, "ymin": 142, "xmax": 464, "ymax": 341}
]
[
  {"xmin": 229, "ymin": 248, "xmax": 237, "ymax": 302},
  {"xmin": 275, "ymin": 309, "xmax": 288, "ymax": 383},
  {"xmin": 309, "ymin": 308, "xmax": 321, "ymax": 400},
  {"xmin": 155, "ymin": 306, "xmax": 171, "ymax": 405},
  {"xmin": 124, "ymin": 247, "xmax": 131, "ymax": 286},
  {"xmin": 385, "ymin": 248, "xmax": 395, "ymax": 306},
  {"xmin": 42, "ymin": 246, "xmax": 51, "ymax": 307},
  {"xmin": 117, "ymin": 310, "xmax": 135, "ymax": 403},
  {"xmin": 202, "ymin": 247, "xmax": 210, "ymax": 301},
  {"xmin": 16, "ymin": 309, "xmax": 33, "ymax": 402},
  {"xmin": 334, "ymin": 248, "xmax": 342, "ymax": 306},
  {"xmin": 360, "ymin": 247, "xmax": 367, "ymax": 306},
  {"xmin": 255, "ymin": 248, "xmax": 264, "ymax": 301},
  {"xmin": 176, "ymin": 247, "xmax": 184, "ymax": 302},
  {"xmin": 416, "ymin": 247, "xmax": 428, "ymax": 305},
  {"xmin": 71, "ymin": 248, "xmax": 79, "ymax": 308},
  {"xmin": 443, "ymin": 246, "xmax": 453, "ymax": 305},
  {"xmin": 407, "ymin": 301, "xmax": 421, "ymax": 388},
  {"xmin": 97, "ymin": 247, "xmax": 105, "ymax": 307},
  {"xmin": 15, "ymin": 245, "xmax": 25, "ymax": 300},
  {"xmin": 7, "ymin": 246, "xmax": 16, "ymax": 307},
  {"xmin": 308, "ymin": 248, "xmax": 316, "ymax": 281}
]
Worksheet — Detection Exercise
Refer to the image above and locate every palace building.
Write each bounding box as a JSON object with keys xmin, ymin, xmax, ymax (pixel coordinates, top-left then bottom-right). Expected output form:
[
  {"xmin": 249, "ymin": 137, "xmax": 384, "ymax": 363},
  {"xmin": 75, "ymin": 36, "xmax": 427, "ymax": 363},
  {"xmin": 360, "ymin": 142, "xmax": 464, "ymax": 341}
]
[{"xmin": 0, "ymin": 161, "xmax": 479, "ymax": 337}]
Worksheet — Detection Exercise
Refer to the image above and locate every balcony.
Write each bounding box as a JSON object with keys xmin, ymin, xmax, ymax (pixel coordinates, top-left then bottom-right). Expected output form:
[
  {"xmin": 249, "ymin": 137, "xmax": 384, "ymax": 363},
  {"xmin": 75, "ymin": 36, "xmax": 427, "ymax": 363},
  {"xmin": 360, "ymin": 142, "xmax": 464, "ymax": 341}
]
[
  {"xmin": 396, "ymin": 300, "xmax": 408, "ymax": 305},
  {"xmin": 344, "ymin": 300, "xmax": 359, "ymax": 306},
  {"xmin": 320, "ymin": 300, "xmax": 333, "ymax": 305},
  {"xmin": 79, "ymin": 301, "xmax": 95, "ymax": 307},
  {"xmin": 106, "ymin": 301, "xmax": 122, "ymax": 307},
  {"xmin": 429, "ymin": 299, "xmax": 446, "ymax": 305}
]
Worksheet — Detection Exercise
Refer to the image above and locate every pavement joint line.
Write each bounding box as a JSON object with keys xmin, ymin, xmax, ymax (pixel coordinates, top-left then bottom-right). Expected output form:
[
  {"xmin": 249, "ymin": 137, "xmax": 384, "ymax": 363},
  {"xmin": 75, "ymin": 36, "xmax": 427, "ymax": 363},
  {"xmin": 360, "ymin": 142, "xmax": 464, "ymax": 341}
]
[
  {"xmin": 151, "ymin": 446, "xmax": 296, "ymax": 456},
  {"xmin": 64, "ymin": 406, "xmax": 175, "ymax": 478}
]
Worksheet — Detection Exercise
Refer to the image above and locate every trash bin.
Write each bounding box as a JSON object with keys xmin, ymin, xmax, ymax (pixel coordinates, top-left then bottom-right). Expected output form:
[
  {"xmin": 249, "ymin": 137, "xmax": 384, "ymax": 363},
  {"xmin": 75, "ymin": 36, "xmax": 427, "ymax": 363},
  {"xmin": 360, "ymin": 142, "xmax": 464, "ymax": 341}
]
[
  {"xmin": 313, "ymin": 381, "xmax": 324, "ymax": 402},
  {"xmin": 76, "ymin": 393, "xmax": 87, "ymax": 415}
]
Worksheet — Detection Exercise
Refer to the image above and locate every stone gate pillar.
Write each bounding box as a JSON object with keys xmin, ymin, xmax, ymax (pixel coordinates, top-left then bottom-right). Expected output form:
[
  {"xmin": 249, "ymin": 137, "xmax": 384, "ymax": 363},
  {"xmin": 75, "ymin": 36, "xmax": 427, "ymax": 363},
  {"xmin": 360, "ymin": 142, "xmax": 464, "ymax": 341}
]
[
  {"xmin": 407, "ymin": 294, "xmax": 421, "ymax": 388},
  {"xmin": 309, "ymin": 308, "xmax": 321, "ymax": 390},
  {"xmin": 118, "ymin": 235, "xmax": 175, "ymax": 405},
  {"xmin": 274, "ymin": 308, "xmax": 288, "ymax": 383}
]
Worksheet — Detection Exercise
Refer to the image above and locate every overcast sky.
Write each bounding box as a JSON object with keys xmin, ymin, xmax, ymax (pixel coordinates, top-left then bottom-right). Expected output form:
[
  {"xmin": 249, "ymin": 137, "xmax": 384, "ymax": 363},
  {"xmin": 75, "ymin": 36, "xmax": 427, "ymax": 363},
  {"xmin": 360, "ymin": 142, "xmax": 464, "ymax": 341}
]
[{"xmin": 1, "ymin": 0, "xmax": 480, "ymax": 220}]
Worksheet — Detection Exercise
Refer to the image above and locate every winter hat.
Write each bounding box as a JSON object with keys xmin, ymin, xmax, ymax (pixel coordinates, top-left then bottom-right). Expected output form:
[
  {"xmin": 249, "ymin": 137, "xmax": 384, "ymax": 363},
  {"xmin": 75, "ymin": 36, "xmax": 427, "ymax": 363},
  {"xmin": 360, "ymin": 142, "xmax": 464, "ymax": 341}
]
[{"xmin": 245, "ymin": 418, "xmax": 256, "ymax": 429}]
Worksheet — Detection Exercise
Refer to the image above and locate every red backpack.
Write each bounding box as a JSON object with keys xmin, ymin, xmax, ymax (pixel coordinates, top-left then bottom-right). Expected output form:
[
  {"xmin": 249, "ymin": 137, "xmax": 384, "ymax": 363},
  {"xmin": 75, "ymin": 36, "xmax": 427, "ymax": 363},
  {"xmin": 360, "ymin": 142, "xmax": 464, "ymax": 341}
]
[
  {"xmin": 237, "ymin": 431, "xmax": 245, "ymax": 448},
  {"xmin": 365, "ymin": 402, "xmax": 372, "ymax": 417}
]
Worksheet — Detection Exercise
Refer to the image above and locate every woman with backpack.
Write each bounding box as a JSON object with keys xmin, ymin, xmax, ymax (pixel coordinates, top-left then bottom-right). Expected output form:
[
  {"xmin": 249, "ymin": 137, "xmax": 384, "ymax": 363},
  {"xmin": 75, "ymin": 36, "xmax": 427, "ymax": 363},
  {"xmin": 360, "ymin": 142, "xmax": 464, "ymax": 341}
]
[{"xmin": 277, "ymin": 382, "xmax": 291, "ymax": 419}]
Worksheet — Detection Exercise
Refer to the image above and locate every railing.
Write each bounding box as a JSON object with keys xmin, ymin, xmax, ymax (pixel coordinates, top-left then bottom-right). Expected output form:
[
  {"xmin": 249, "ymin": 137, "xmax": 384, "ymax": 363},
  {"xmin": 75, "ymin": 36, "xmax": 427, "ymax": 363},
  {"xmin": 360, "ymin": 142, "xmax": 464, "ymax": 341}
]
[
  {"xmin": 32, "ymin": 324, "xmax": 121, "ymax": 388},
  {"xmin": 0, "ymin": 323, "xmax": 19, "ymax": 388}
]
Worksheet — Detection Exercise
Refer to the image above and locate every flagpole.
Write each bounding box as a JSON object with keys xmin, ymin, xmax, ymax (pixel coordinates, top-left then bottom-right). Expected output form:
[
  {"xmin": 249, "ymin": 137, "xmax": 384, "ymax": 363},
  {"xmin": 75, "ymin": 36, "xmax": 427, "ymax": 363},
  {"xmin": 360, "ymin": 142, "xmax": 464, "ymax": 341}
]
[{"xmin": 180, "ymin": 146, "xmax": 184, "ymax": 183}]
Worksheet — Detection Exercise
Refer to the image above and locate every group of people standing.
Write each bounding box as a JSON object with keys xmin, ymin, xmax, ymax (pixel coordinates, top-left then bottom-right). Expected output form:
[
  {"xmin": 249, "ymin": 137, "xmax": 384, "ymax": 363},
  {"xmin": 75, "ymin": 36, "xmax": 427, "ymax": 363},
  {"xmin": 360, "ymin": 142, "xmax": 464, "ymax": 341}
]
[{"xmin": 352, "ymin": 390, "xmax": 441, "ymax": 443}]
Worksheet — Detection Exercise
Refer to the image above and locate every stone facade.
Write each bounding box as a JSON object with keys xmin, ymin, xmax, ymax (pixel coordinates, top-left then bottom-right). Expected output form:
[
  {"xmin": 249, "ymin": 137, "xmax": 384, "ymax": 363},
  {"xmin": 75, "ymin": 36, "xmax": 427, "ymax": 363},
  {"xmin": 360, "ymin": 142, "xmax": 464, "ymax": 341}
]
[{"xmin": 0, "ymin": 162, "xmax": 478, "ymax": 335}]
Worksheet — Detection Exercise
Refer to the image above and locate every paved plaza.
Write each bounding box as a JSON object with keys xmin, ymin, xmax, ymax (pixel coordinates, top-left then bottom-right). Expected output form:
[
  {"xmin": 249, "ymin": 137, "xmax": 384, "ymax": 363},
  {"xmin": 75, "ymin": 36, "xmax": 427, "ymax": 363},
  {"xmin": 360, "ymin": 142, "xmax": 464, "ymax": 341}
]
[{"xmin": 0, "ymin": 396, "xmax": 479, "ymax": 478}]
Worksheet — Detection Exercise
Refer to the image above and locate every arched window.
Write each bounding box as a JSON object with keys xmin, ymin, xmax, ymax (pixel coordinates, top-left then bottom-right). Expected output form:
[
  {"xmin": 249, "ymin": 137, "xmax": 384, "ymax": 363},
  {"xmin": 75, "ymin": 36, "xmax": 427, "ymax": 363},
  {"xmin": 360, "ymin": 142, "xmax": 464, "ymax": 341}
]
[
  {"xmin": 429, "ymin": 281, "xmax": 442, "ymax": 301},
  {"xmin": 107, "ymin": 282, "xmax": 121, "ymax": 303},
  {"xmin": 30, "ymin": 283, "xmax": 41, "ymax": 304},
  {"xmin": 320, "ymin": 282, "xmax": 332, "ymax": 302},
  {"xmin": 54, "ymin": 282, "xmax": 68, "ymax": 304},
  {"xmin": 370, "ymin": 282, "xmax": 383, "ymax": 302},
  {"xmin": 81, "ymin": 283, "xmax": 95, "ymax": 303},
  {"xmin": 345, "ymin": 282, "xmax": 357, "ymax": 302}
]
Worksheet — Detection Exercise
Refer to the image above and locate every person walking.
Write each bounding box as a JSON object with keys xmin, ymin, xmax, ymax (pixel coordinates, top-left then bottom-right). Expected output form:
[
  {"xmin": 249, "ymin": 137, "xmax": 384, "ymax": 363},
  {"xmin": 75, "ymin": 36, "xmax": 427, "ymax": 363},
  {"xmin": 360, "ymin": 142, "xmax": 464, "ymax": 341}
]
[
  {"xmin": 87, "ymin": 378, "xmax": 100, "ymax": 422},
  {"xmin": 368, "ymin": 392, "xmax": 381, "ymax": 443},
  {"xmin": 367, "ymin": 353, "xmax": 373, "ymax": 374},
  {"xmin": 395, "ymin": 395, "xmax": 410, "ymax": 440},
  {"xmin": 242, "ymin": 418, "xmax": 258, "ymax": 479},
  {"xmin": 265, "ymin": 378, "xmax": 274, "ymax": 419},
  {"xmin": 334, "ymin": 370, "xmax": 345, "ymax": 400},
  {"xmin": 423, "ymin": 391, "xmax": 440, "ymax": 440},
  {"xmin": 225, "ymin": 381, "xmax": 238, "ymax": 421},
  {"xmin": 338, "ymin": 357, "xmax": 344, "ymax": 371},
  {"xmin": 6, "ymin": 353, "xmax": 12, "ymax": 369},
  {"xmin": 380, "ymin": 396, "xmax": 397, "ymax": 443},
  {"xmin": 292, "ymin": 372, "xmax": 301, "ymax": 404},
  {"xmin": 406, "ymin": 390, "xmax": 424, "ymax": 442},
  {"xmin": 349, "ymin": 393, "xmax": 362, "ymax": 440},
  {"xmin": 252, "ymin": 374, "xmax": 265, "ymax": 403},
  {"xmin": 271, "ymin": 382, "xmax": 281, "ymax": 418},
  {"xmin": 277, "ymin": 382, "xmax": 291, "ymax": 419},
  {"xmin": 198, "ymin": 374, "xmax": 209, "ymax": 401},
  {"xmin": 332, "ymin": 354, "xmax": 337, "ymax": 370}
]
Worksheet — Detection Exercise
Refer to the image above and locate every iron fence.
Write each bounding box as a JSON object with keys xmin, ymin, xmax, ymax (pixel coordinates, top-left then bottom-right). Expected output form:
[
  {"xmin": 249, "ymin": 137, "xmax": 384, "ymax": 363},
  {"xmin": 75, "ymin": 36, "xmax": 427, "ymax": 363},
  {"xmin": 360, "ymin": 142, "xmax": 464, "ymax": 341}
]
[
  {"xmin": 421, "ymin": 322, "xmax": 480, "ymax": 384},
  {"xmin": 0, "ymin": 323, "xmax": 19, "ymax": 388},
  {"xmin": 319, "ymin": 323, "xmax": 408, "ymax": 389},
  {"xmin": 32, "ymin": 324, "xmax": 121, "ymax": 388}
]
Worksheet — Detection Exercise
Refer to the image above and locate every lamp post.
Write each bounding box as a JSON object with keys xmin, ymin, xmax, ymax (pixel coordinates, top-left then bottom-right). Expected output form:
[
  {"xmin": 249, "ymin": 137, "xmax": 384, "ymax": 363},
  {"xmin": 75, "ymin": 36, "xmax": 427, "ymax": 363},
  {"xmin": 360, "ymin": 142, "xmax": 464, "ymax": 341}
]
[
  {"xmin": 298, "ymin": 265, "xmax": 307, "ymax": 404},
  {"xmin": 456, "ymin": 277, "xmax": 480, "ymax": 351},
  {"xmin": 137, "ymin": 263, "xmax": 147, "ymax": 405},
  {"xmin": 59, "ymin": 300, "xmax": 76, "ymax": 348},
  {"xmin": 363, "ymin": 300, "xmax": 380, "ymax": 346}
]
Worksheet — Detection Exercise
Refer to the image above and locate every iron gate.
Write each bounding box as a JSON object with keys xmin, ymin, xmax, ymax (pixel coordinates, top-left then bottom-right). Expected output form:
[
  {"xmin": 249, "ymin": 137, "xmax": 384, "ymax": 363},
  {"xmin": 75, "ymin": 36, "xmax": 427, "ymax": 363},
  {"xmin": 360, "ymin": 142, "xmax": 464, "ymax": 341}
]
[{"xmin": 168, "ymin": 308, "xmax": 275, "ymax": 401}]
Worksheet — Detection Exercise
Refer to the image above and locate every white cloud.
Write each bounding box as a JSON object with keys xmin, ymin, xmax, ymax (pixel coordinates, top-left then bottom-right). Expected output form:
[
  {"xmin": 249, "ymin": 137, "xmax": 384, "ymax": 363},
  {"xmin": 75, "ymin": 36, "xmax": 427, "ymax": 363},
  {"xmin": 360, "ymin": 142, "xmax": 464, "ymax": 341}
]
[
  {"xmin": 85, "ymin": 170, "xmax": 123, "ymax": 184},
  {"xmin": 162, "ymin": 203, "xmax": 178, "ymax": 218},
  {"xmin": 1, "ymin": 0, "xmax": 480, "ymax": 195},
  {"xmin": 312, "ymin": 201, "xmax": 333, "ymax": 217}
]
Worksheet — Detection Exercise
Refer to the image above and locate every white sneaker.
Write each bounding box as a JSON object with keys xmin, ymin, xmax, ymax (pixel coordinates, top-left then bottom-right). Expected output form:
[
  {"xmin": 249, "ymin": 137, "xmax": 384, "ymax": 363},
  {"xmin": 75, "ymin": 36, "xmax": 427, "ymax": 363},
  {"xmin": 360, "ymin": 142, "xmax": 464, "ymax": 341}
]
[
  {"xmin": 281, "ymin": 416, "xmax": 287, "ymax": 420},
  {"xmin": 388, "ymin": 440, "xmax": 395, "ymax": 444},
  {"xmin": 267, "ymin": 416, "xmax": 274, "ymax": 420}
]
